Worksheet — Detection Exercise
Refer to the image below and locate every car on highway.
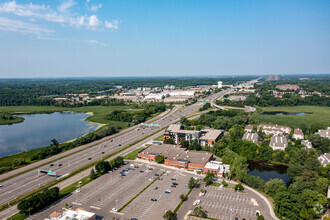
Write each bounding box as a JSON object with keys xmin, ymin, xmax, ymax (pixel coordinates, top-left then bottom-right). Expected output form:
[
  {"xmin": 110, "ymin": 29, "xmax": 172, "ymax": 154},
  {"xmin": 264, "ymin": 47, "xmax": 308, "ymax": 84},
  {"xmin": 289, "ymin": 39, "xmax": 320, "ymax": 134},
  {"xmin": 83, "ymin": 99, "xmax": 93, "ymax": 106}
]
[
  {"xmin": 151, "ymin": 198, "xmax": 157, "ymax": 201},
  {"xmin": 50, "ymin": 164, "xmax": 54, "ymax": 166},
  {"xmin": 88, "ymin": 158, "xmax": 92, "ymax": 160}
]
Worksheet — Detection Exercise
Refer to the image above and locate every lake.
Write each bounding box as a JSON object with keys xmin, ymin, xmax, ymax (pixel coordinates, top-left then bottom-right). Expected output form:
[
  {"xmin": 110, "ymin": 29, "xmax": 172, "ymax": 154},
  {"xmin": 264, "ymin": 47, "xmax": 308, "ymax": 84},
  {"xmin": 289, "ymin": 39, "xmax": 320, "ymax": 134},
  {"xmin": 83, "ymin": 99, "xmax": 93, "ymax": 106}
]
[
  {"xmin": 247, "ymin": 160, "xmax": 289, "ymax": 185},
  {"xmin": 261, "ymin": 111, "xmax": 309, "ymax": 116},
  {"xmin": 0, "ymin": 112, "xmax": 99, "ymax": 157}
]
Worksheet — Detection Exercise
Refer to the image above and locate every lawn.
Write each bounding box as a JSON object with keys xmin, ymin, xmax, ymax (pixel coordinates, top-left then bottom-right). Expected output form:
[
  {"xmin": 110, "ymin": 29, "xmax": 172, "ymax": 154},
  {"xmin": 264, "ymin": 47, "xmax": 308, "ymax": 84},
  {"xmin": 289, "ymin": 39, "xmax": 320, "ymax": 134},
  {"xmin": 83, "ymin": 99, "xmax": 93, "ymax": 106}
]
[
  {"xmin": 124, "ymin": 147, "xmax": 145, "ymax": 160},
  {"xmin": 252, "ymin": 106, "xmax": 330, "ymax": 128}
]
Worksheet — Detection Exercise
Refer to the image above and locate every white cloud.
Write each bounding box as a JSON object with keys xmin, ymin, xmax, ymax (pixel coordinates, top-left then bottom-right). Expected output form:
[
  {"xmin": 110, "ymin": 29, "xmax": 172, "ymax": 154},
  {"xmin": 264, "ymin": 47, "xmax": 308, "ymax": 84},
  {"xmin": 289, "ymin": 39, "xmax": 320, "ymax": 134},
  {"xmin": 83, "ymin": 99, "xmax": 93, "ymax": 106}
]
[
  {"xmin": 88, "ymin": 15, "xmax": 99, "ymax": 28},
  {"xmin": 38, "ymin": 36, "xmax": 106, "ymax": 46},
  {"xmin": 0, "ymin": 1, "xmax": 118, "ymax": 33},
  {"xmin": 0, "ymin": 16, "xmax": 55, "ymax": 35},
  {"xmin": 58, "ymin": 0, "xmax": 76, "ymax": 13},
  {"xmin": 105, "ymin": 20, "xmax": 118, "ymax": 30},
  {"xmin": 90, "ymin": 3, "xmax": 102, "ymax": 12}
]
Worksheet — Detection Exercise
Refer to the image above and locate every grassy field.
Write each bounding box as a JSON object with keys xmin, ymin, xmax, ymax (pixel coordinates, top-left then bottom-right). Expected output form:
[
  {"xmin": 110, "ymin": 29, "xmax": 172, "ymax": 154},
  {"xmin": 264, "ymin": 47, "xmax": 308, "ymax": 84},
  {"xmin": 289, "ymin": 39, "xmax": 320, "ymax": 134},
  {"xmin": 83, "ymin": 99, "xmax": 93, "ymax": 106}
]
[
  {"xmin": 123, "ymin": 147, "xmax": 145, "ymax": 160},
  {"xmin": 252, "ymin": 106, "xmax": 330, "ymax": 128},
  {"xmin": 0, "ymin": 116, "xmax": 25, "ymax": 125}
]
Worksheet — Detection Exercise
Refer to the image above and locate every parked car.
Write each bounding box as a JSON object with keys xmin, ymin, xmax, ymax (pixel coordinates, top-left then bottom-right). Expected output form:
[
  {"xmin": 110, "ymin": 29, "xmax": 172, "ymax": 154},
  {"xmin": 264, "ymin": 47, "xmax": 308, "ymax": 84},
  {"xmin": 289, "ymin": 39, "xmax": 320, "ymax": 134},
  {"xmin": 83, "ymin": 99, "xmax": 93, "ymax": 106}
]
[
  {"xmin": 151, "ymin": 198, "xmax": 157, "ymax": 201},
  {"xmin": 171, "ymin": 185, "xmax": 176, "ymax": 188},
  {"xmin": 154, "ymin": 187, "xmax": 158, "ymax": 190},
  {"xmin": 119, "ymin": 144, "xmax": 121, "ymax": 146},
  {"xmin": 158, "ymin": 178, "xmax": 163, "ymax": 180},
  {"xmin": 50, "ymin": 164, "xmax": 54, "ymax": 166},
  {"xmin": 172, "ymin": 182, "xmax": 178, "ymax": 185},
  {"xmin": 165, "ymin": 190, "xmax": 171, "ymax": 194},
  {"xmin": 171, "ymin": 178, "xmax": 176, "ymax": 181},
  {"xmin": 139, "ymin": 170, "xmax": 144, "ymax": 173},
  {"xmin": 58, "ymin": 164, "xmax": 62, "ymax": 166},
  {"xmin": 148, "ymin": 168, "xmax": 153, "ymax": 170},
  {"xmin": 155, "ymin": 174, "xmax": 159, "ymax": 176},
  {"xmin": 101, "ymin": 152, "xmax": 104, "ymax": 154},
  {"xmin": 88, "ymin": 158, "xmax": 92, "ymax": 160},
  {"xmin": 112, "ymin": 208, "xmax": 118, "ymax": 212}
]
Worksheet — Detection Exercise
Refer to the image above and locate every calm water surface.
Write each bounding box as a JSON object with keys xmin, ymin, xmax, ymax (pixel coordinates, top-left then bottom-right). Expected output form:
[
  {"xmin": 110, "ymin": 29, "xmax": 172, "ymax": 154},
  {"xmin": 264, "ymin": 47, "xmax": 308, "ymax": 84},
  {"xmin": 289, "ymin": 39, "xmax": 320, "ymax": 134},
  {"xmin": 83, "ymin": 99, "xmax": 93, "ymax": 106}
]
[
  {"xmin": 247, "ymin": 160, "xmax": 289, "ymax": 185},
  {"xmin": 261, "ymin": 111, "xmax": 308, "ymax": 116},
  {"xmin": 0, "ymin": 112, "xmax": 98, "ymax": 157}
]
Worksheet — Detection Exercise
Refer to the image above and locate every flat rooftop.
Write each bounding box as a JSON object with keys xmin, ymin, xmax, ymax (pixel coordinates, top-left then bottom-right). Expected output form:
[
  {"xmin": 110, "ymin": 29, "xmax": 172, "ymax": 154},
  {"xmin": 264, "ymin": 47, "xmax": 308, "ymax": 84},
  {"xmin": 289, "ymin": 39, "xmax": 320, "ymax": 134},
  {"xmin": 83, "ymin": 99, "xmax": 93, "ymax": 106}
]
[{"xmin": 140, "ymin": 144, "xmax": 213, "ymax": 165}]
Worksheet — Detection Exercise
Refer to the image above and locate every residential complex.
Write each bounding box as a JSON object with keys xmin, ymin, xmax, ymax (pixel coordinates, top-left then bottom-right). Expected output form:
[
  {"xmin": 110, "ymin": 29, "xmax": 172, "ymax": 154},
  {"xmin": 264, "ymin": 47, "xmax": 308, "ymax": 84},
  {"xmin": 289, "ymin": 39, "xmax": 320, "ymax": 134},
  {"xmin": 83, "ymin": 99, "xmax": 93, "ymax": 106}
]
[
  {"xmin": 270, "ymin": 136, "xmax": 288, "ymax": 150},
  {"xmin": 275, "ymin": 84, "xmax": 300, "ymax": 91},
  {"xmin": 258, "ymin": 124, "xmax": 291, "ymax": 135},
  {"xmin": 301, "ymin": 140, "xmax": 312, "ymax": 149},
  {"xmin": 244, "ymin": 125, "xmax": 254, "ymax": 133},
  {"xmin": 315, "ymin": 127, "xmax": 330, "ymax": 139},
  {"xmin": 293, "ymin": 128, "xmax": 304, "ymax": 140},
  {"xmin": 318, "ymin": 153, "xmax": 330, "ymax": 167},
  {"xmin": 163, "ymin": 124, "xmax": 224, "ymax": 147},
  {"xmin": 242, "ymin": 132, "xmax": 259, "ymax": 143}
]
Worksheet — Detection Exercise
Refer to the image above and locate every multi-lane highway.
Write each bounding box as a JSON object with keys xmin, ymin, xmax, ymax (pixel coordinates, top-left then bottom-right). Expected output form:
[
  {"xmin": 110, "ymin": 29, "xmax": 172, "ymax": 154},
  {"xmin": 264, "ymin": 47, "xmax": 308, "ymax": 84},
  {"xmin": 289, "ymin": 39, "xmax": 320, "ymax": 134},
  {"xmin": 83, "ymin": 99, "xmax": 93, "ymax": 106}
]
[{"xmin": 0, "ymin": 80, "xmax": 257, "ymax": 207}]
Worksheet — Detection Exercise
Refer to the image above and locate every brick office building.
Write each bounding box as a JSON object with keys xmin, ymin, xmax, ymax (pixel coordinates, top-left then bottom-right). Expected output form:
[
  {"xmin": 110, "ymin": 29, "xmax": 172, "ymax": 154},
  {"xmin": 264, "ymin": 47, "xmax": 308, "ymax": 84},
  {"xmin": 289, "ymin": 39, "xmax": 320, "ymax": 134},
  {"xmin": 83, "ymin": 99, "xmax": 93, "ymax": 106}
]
[{"xmin": 137, "ymin": 144, "xmax": 213, "ymax": 172}]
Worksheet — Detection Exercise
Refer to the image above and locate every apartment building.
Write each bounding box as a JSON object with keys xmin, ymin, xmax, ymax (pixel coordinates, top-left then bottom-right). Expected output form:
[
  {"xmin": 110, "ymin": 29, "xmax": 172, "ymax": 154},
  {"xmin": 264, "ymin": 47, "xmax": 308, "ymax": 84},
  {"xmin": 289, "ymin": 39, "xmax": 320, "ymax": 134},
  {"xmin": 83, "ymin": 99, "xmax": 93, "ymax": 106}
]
[
  {"xmin": 318, "ymin": 153, "xmax": 330, "ymax": 167},
  {"xmin": 270, "ymin": 136, "xmax": 288, "ymax": 150},
  {"xmin": 258, "ymin": 124, "xmax": 291, "ymax": 135},
  {"xmin": 293, "ymin": 128, "xmax": 304, "ymax": 140},
  {"xmin": 315, "ymin": 127, "xmax": 330, "ymax": 139},
  {"xmin": 242, "ymin": 132, "xmax": 259, "ymax": 143},
  {"xmin": 244, "ymin": 125, "xmax": 254, "ymax": 133}
]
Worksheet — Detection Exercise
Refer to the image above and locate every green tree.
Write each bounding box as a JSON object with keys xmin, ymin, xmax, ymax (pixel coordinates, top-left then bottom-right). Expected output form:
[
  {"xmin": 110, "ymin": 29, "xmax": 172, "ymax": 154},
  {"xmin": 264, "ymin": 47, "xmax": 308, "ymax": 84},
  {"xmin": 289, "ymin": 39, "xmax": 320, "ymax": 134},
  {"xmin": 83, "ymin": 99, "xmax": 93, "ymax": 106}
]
[
  {"xmin": 90, "ymin": 168, "xmax": 96, "ymax": 179},
  {"xmin": 164, "ymin": 138, "xmax": 174, "ymax": 144},
  {"xmin": 180, "ymin": 116, "xmax": 190, "ymax": 126},
  {"xmin": 163, "ymin": 210, "xmax": 174, "ymax": 220},
  {"xmin": 180, "ymin": 194, "xmax": 185, "ymax": 201},
  {"xmin": 95, "ymin": 160, "xmax": 111, "ymax": 174},
  {"xmin": 257, "ymin": 215, "xmax": 265, "ymax": 220},
  {"xmin": 203, "ymin": 173, "xmax": 215, "ymax": 186},
  {"xmin": 193, "ymin": 206, "xmax": 207, "ymax": 218},
  {"xmin": 181, "ymin": 140, "xmax": 190, "ymax": 148},
  {"xmin": 263, "ymin": 178, "xmax": 285, "ymax": 197},
  {"xmin": 221, "ymin": 179, "xmax": 228, "ymax": 187},
  {"xmin": 235, "ymin": 183, "xmax": 244, "ymax": 191},
  {"xmin": 188, "ymin": 177, "xmax": 196, "ymax": 188},
  {"xmin": 155, "ymin": 155, "xmax": 164, "ymax": 163}
]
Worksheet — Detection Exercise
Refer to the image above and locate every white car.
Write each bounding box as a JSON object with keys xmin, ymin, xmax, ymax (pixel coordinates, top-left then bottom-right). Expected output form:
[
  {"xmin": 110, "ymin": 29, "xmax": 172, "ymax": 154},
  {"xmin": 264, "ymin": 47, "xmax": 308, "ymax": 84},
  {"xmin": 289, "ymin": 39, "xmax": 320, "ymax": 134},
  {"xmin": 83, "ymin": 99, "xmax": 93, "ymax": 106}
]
[
  {"xmin": 112, "ymin": 208, "xmax": 118, "ymax": 212},
  {"xmin": 75, "ymin": 189, "xmax": 81, "ymax": 192}
]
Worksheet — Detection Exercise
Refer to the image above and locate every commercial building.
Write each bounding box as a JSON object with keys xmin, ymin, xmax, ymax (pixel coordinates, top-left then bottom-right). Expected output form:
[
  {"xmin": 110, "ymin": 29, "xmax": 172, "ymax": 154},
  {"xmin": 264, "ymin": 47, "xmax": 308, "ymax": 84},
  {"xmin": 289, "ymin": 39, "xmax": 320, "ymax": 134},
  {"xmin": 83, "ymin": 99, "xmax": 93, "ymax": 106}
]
[
  {"xmin": 315, "ymin": 127, "xmax": 330, "ymax": 139},
  {"xmin": 203, "ymin": 161, "xmax": 230, "ymax": 177},
  {"xmin": 258, "ymin": 124, "xmax": 291, "ymax": 136},
  {"xmin": 242, "ymin": 132, "xmax": 259, "ymax": 143},
  {"xmin": 318, "ymin": 153, "xmax": 330, "ymax": 167},
  {"xmin": 48, "ymin": 208, "xmax": 96, "ymax": 220},
  {"xmin": 163, "ymin": 124, "xmax": 224, "ymax": 147},
  {"xmin": 169, "ymin": 90, "xmax": 195, "ymax": 97},
  {"xmin": 275, "ymin": 84, "xmax": 300, "ymax": 91},
  {"xmin": 137, "ymin": 144, "xmax": 213, "ymax": 171},
  {"xmin": 293, "ymin": 128, "xmax": 304, "ymax": 140},
  {"xmin": 270, "ymin": 136, "xmax": 288, "ymax": 150}
]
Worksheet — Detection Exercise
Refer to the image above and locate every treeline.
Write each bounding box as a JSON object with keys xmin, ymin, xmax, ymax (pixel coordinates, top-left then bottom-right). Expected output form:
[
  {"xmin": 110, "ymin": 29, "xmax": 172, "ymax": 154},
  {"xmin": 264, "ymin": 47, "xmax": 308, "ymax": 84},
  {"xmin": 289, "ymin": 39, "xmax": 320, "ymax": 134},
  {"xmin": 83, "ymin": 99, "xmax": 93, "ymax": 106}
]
[
  {"xmin": 245, "ymin": 93, "xmax": 330, "ymax": 107},
  {"xmin": 106, "ymin": 102, "xmax": 166, "ymax": 124},
  {"xmin": 0, "ymin": 77, "xmax": 253, "ymax": 106},
  {"xmin": 216, "ymin": 99, "xmax": 245, "ymax": 108},
  {"xmin": 17, "ymin": 187, "xmax": 60, "ymax": 215},
  {"xmin": 0, "ymin": 114, "xmax": 13, "ymax": 120},
  {"xmin": 95, "ymin": 156, "xmax": 124, "ymax": 175}
]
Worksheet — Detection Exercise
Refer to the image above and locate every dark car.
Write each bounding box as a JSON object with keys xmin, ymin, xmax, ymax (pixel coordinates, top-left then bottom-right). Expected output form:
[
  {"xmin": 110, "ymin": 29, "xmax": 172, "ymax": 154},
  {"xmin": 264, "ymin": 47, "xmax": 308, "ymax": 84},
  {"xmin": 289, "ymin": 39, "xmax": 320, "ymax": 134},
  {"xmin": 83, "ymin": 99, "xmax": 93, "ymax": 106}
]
[
  {"xmin": 151, "ymin": 198, "xmax": 157, "ymax": 201},
  {"xmin": 139, "ymin": 170, "xmax": 144, "ymax": 173},
  {"xmin": 101, "ymin": 152, "xmax": 104, "ymax": 154},
  {"xmin": 158, "ymin": 178, "xmax": 163, "ymax": 180},
  {"xmin": 154, "ymin": 187, "xmax": 158, "ymax": 190},
  {"xmin": 119, "ymin": 144, "xmax": 121, "ymax": 146},
  {"xmin": 131, "ymin": 218, "xmax": 138, "ymax": 220},
  {"xmin": 88, "ymin": 158, "xmax": 92, "ymax": 160},
  {"xmin": 172, "ymin": 182, "xmax": 178, "ymax": 185},
  {"xmin": 50, "ymin": 164, "xmax": 54, "ymax": 166},
  {"xmin": 171, "ymin": 178, "xmax": 176, "ymax": 181},
  {"xmin": 155, "ymin": 174, "xmax": 159, "ymax": 176},
  {"xmin": 121, "ymin": 174, "xmax": 126, "ymax": 176},
  {"xmin": 58, "ymin": 164, "xmax": 62, "ymax": 167},
  {"xmin": 171, "ymin": 185, "xmax": 176, "ymax": 188}
]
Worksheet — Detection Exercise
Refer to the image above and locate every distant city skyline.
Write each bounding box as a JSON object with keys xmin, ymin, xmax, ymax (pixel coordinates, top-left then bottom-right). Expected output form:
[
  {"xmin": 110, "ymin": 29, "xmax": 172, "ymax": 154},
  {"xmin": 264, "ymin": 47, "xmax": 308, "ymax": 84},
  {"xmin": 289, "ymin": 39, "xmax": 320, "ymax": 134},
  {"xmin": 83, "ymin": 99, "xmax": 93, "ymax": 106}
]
[{"xmin": 0, "ymin": 0, "xmax": 329, "ymax": 78}]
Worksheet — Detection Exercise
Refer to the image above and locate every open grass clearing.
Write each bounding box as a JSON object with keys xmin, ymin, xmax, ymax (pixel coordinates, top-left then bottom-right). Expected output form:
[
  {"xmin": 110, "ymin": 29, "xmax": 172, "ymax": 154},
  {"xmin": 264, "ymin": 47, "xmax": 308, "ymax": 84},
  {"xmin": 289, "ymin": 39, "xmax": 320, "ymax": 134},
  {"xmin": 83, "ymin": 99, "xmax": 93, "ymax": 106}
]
[
  {"xmin": 252, "ymin": 106, "xmax": 330, "ymax": 128},
  {"xmin": 123, "ymin": 147, "xmax": 145, "ymax": 160}
]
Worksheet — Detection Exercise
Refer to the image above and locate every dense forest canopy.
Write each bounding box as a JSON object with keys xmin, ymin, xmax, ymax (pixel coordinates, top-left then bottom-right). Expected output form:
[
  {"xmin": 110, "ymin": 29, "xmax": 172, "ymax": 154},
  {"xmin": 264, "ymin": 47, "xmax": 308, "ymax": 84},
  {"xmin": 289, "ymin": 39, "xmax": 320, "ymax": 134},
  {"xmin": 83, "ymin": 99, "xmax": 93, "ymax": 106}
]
[{"xmin": 0, "ymin": 76, "xmax": 254, "ymax": 106}]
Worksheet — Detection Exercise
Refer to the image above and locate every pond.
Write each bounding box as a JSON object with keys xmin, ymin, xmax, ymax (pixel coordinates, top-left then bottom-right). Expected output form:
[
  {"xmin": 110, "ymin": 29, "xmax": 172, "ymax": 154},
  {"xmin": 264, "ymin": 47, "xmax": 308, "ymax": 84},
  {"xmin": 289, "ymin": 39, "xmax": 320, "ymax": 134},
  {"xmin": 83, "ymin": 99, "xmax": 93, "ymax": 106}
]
[
  {"xmin": 261, "ymin": 111, "xmax": 309, "ymax": 116},
  {"xmin": 0, "ymin": 112, "xmax": 99, "ymax": 157},
  {"xmin": 247, "ymin": 160, "xmax": 289, "ymax": 185}
]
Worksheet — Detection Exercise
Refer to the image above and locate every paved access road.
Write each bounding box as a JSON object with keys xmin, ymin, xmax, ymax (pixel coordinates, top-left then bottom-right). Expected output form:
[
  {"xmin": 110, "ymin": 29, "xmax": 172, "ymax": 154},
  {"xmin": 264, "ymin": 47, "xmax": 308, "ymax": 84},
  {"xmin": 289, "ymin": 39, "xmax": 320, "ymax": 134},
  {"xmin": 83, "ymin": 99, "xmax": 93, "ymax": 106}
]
[{"xmin": 0, "ymin": 87, "xmax": 234, "ymax": 207}]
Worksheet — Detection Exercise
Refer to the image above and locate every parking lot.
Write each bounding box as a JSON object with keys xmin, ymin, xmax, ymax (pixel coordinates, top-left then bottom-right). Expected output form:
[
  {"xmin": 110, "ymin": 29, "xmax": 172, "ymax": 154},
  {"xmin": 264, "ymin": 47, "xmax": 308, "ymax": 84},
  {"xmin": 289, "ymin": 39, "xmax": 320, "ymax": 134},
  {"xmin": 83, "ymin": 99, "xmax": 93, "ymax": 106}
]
[
  {"xmin": 180, "ymin": 181, "xmax": 272, "ymax": 220},
  {"xmin": 123, "ymin": 169, "xmax": 197, "ymax": 220}
]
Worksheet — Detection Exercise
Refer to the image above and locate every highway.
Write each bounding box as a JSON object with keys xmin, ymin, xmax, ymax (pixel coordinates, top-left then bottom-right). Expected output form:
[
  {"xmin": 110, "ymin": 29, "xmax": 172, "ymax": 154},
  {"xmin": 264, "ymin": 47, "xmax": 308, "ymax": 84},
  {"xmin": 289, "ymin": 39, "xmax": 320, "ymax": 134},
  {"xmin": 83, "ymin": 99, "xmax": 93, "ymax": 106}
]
[{"xmin": 0, "ymin": 80, "xmax": 257, "ymax": 208}]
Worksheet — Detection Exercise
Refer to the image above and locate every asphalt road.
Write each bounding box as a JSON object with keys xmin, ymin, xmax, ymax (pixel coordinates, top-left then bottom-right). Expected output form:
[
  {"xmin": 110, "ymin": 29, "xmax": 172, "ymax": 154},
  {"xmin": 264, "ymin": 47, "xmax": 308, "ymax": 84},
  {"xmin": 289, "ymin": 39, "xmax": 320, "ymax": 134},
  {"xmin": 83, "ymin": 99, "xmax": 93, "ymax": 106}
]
[
  {"xmin": 0, "ymin": 88, "xmax": 233, "ymax": 207},
  {"xmin": 0, "ymin": 79, "xmax": 259, "ymax": 209}
]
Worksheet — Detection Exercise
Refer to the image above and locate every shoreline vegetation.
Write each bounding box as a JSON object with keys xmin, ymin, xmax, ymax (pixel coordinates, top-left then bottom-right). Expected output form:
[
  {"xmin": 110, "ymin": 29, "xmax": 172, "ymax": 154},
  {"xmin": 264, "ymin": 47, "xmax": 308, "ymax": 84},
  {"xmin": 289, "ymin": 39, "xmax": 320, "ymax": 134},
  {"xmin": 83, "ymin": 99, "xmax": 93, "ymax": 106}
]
[{"xmin": 0, "ymin": 103, "xmax": 166, "ymax": 175}]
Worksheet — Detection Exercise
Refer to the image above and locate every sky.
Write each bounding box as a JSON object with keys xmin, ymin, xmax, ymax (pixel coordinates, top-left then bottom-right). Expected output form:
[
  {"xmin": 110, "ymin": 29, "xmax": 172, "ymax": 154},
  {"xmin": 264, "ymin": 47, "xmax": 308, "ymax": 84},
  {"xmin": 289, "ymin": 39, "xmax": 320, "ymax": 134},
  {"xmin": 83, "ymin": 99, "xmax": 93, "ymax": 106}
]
[{"xmin": 0, "ymin": 0, "xmax": 329, "ymax": 78}]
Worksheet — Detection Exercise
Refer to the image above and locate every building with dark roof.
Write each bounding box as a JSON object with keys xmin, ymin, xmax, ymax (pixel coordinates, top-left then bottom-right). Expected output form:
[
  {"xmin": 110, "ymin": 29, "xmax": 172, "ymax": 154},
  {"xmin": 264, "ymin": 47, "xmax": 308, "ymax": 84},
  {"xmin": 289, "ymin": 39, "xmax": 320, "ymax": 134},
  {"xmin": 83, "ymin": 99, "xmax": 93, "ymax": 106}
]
[
  {"xmin": 242, "ymin": 132, "xmax": 259, "ymax": 143},
  {"xmin": 293, "ymin": 128, "xmax": 304, "ymax": 140}
]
